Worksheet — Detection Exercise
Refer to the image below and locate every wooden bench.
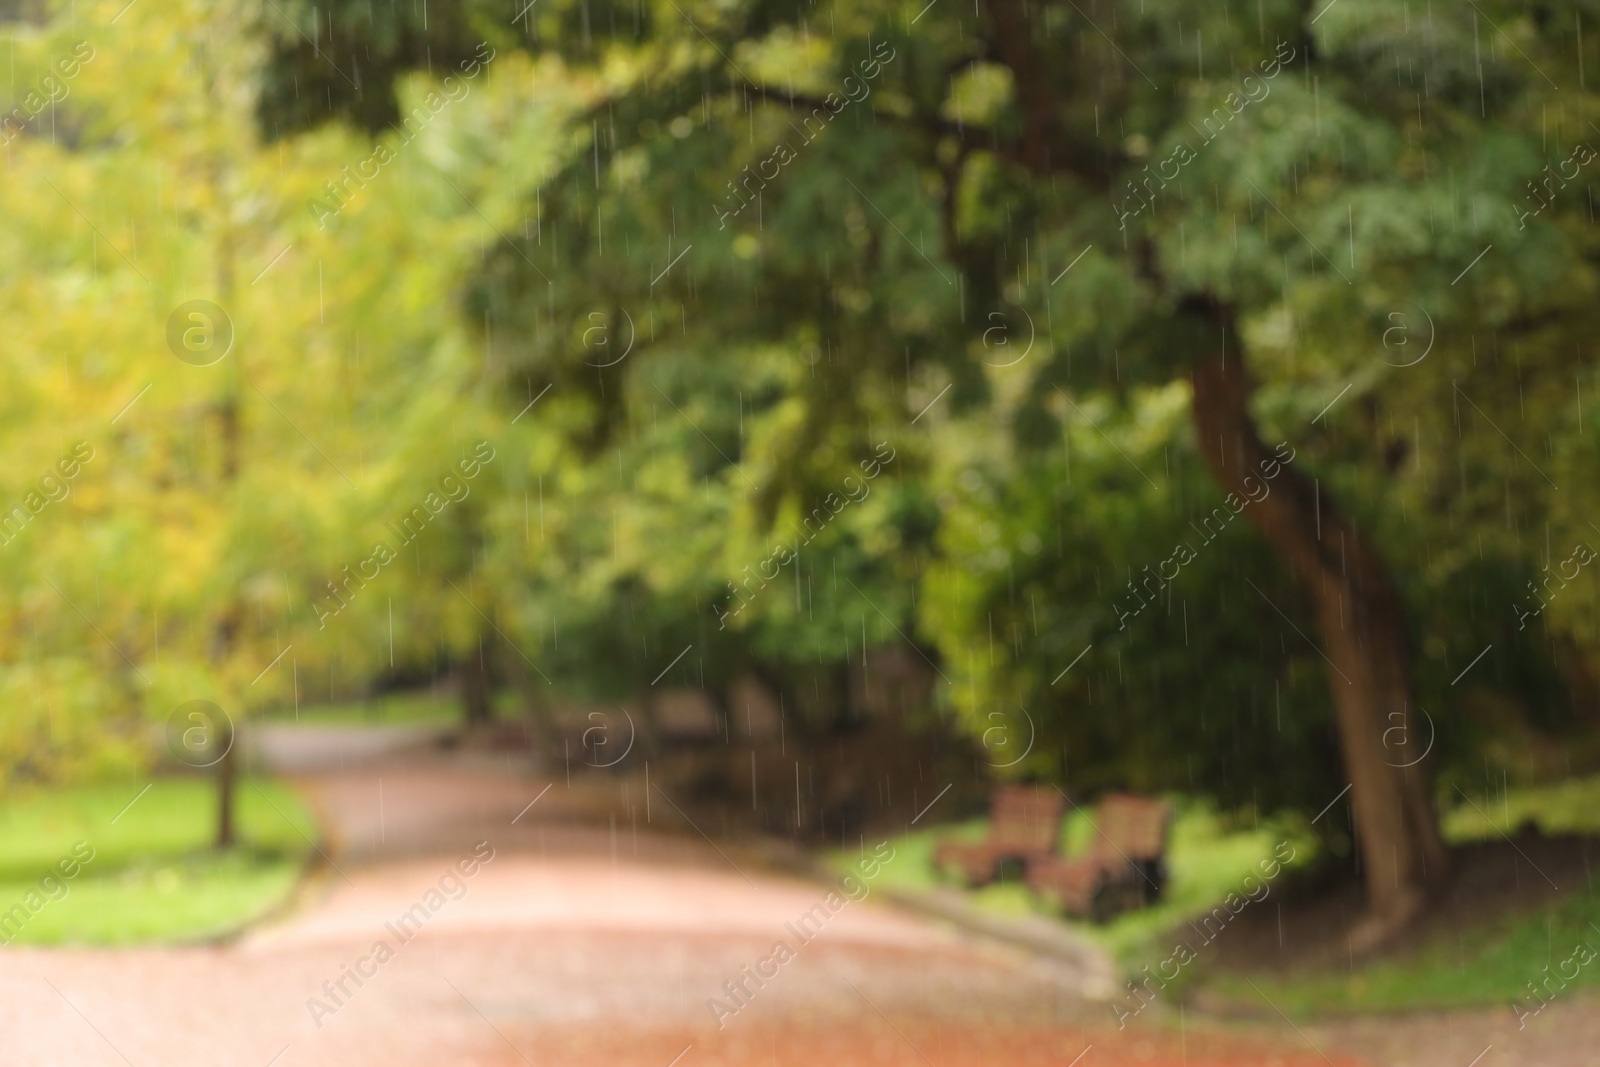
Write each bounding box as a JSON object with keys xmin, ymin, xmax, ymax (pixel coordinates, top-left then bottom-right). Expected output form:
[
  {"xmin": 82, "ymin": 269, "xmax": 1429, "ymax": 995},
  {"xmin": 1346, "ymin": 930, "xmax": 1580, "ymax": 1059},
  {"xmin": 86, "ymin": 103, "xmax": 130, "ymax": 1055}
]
[
  {"xmin": 932, "ymin": 785, "xmax": 1066, "ymax": 886},
  {"xmin": 1027, "ymin": 793, "xmax": 1173, "ymax": 922}
]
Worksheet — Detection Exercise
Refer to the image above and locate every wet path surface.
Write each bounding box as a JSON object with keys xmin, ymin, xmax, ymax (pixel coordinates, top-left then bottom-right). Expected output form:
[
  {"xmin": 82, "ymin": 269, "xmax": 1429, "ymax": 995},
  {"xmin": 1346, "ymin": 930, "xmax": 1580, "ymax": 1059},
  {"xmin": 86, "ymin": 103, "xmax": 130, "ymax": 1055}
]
[{"xmin": 0, "ymin": 741, "xmax": 1389, "ymax": 1065}]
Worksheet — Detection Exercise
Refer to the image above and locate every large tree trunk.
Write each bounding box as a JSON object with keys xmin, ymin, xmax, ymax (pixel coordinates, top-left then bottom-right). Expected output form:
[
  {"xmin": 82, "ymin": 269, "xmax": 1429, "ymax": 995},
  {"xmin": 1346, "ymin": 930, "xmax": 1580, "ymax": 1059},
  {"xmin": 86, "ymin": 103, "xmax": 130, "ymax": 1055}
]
[{"xmin": 1186, "ymin": 297, "xmax": 1448, "ymax": 946}]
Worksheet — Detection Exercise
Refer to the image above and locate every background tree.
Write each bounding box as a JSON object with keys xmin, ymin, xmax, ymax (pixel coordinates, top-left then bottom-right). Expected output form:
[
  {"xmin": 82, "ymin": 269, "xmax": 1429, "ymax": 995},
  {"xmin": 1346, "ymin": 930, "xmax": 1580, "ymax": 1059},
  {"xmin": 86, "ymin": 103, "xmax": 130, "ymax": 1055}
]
[
  {"xmin": 4, "ymin": 0, "xmax": 1598, "ymax": 949},
  {"xmin": 247, "ymin": 0, "xmax": 1600, "ymax": 940}
]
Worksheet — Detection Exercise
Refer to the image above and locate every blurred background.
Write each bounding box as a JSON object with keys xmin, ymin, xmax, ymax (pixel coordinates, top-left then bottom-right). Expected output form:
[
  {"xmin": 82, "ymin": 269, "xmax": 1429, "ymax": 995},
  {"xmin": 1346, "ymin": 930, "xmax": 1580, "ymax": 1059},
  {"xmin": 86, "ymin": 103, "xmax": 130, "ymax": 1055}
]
[{"xmin": 0, "ymin": 0, "xmax": 1598, "ymax": 1063}]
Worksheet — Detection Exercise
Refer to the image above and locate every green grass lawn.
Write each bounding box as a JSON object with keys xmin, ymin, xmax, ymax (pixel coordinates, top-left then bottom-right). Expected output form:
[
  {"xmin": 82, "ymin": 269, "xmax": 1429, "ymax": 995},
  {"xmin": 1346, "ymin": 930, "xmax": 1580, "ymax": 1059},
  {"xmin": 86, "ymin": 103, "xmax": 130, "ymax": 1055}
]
[
  {"xmin": 0, "ymin": 776, "xmax": 317, "ymax": 945},
  {"xmin": 257, "ymin": 689, "xmax": 458, "ymax": 726}
]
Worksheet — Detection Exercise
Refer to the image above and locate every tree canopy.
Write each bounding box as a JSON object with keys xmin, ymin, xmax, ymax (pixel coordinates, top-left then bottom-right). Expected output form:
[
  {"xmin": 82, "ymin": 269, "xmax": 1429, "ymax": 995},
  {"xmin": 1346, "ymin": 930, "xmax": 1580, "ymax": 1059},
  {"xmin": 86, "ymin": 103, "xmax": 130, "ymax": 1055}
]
[{"xmin": 3, "ymin": 0, "xmax": 1599, "ymax": 931}]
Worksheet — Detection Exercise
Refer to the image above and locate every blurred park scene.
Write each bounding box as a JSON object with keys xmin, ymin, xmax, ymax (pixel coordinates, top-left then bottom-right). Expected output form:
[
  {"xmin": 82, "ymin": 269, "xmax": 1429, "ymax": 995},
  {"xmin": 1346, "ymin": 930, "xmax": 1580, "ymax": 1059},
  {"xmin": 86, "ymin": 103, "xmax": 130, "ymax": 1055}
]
[{"xmin": 2, "ymin": 0, "xmax": 1600, "ymax": 1063}]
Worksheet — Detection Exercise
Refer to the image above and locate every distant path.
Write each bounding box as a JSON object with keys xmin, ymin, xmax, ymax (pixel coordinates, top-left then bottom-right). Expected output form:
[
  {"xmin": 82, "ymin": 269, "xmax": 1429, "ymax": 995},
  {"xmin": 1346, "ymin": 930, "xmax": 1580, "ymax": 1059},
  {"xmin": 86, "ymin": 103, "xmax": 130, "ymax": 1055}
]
[{"xmin": 0, "ymin": 733, "xmax": 1366, "ymax": 1066}]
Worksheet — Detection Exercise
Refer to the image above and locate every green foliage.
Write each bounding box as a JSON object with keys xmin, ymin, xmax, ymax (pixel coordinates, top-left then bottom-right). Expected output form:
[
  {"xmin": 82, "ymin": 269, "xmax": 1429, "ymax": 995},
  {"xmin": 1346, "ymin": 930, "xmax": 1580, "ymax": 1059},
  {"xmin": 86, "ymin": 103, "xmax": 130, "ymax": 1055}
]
[
  {"xmin": 0, "ymin": 0, "xmax": 1596, "ymax": 862},
  {"xmin": 918, "ymin": 381, "xmax": 1365, "ymax": 815},
  {"xmin": 0, "ymin": 0, "xmax": 580, "ymax": 779},
  {"xmin": 1444, "ymin": 773, "xmax": 1600, "ymax": 843},
  {"xmin": 234, "ymin": 0, "xmax": 1600, "ymax": 831}
]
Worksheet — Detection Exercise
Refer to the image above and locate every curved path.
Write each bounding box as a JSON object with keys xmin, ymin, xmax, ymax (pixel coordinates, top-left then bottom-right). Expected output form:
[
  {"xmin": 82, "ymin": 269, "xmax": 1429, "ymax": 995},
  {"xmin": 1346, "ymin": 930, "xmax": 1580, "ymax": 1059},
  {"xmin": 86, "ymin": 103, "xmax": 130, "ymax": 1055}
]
[{"xmin": 0, "ymin": 739, "xmax": 1371, "ymax": 1066}]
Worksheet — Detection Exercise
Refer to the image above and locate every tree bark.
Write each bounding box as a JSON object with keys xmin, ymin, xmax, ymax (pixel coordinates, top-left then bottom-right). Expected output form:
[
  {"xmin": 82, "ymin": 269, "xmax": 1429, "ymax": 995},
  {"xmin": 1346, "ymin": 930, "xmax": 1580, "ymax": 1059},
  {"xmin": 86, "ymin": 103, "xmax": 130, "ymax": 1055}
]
[
  {"xmin": 1186, "ymin": 297, "xmax": 1448, "ymax": 944},
  {"xmin": 503, "ymin": 636, "xmax": 564, "ymax": 766},
  {"xmin": 216, "ymin": 740, "xmax": 237, "ymax": 848},
  {"xmin": 461, "ymin": 631, "xmax": 495, "ymax": 728},
  {"xmin": 213, "ymin": 393, "xmax": 241, "ymax": 851}
]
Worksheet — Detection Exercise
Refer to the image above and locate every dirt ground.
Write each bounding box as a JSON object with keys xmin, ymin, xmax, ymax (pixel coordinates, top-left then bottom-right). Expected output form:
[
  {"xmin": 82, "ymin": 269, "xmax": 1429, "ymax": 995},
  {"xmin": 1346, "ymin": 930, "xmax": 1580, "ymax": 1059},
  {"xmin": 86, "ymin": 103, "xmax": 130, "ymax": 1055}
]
[
  {"xmin": 1211, "ymin": 830, "xmax": 1599, "ymax": 974},
  {"xmin": 1197, "ymin": 828, "xmax": 1600, "ymax": 1067}
]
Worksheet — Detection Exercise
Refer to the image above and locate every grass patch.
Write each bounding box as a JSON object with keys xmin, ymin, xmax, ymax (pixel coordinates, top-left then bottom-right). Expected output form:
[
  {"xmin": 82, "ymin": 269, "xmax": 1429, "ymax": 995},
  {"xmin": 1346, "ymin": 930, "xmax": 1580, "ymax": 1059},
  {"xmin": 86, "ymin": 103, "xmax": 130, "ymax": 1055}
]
[
  {"xmin": 257, "ymin": 689, "xmax": 457, "ymax": 726},
  {"xmin": 830, "ymin": 798, "xmax": 1311, "ymax": 961},
  {"xmin": 1197, "ymin": 775, "xmax": 1600, "ymax": 1017},
  {"xmin": 1203, "ymin": 882, "xmax": 1600, "ymax": 1017},
  {"xmin": 1443, "ymin": 774, "xmax": 1600, "ymax": 842},
  {"xmin": 0, "ymin": 776, "xmax": 316, "ymax": 945},
  {"xmin": 837, "ymin": 820, "xmax": 1042, "ymax": 917}
]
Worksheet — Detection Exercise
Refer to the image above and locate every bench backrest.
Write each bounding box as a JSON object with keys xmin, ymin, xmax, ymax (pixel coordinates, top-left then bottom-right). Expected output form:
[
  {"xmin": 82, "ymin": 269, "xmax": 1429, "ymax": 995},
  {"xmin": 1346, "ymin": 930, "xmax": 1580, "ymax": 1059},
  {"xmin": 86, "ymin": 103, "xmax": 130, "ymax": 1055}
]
[
  {"xmin": 1086, "ymin": 794, "xmax": 1173, "ymax": 864},
  {"xmin": 987, "ymin": 785, "xmax": 1067, "ymax": 852}
]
